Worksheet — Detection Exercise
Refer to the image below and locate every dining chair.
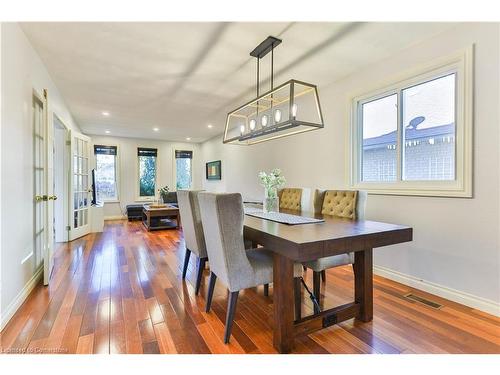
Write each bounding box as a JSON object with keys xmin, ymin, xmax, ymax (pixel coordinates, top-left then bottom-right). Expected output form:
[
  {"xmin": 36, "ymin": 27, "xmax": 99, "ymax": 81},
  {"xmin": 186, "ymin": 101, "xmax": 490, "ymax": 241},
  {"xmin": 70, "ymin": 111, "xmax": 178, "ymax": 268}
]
[
  {"xmin": 177, "ymin": 190, "xmax": 208, "ymax": 295},
  {"xmin": 278, "ymin": 187, "xmax": 302, "ymax": 210},
  {"xmin": 302, "ymin": 189, "xmax": 367, "ymax": 313},
  {"xmin": 198, "ymin": 192, "xmax": 303, "ymax": 344},
  {"xmin": 278, "ymin": 187, "xmax": 313, "ymax": 211}
]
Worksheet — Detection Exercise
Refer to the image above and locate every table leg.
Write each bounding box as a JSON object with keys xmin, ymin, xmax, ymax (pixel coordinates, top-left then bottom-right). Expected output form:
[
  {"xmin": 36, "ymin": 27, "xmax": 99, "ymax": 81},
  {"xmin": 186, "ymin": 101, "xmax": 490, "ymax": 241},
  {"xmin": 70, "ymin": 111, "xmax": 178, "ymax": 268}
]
[
  {"xmin": 273, "ymin": 253, "xmax": 295, "ymax": 353},
  {"xmin": 354, "ymin": 248, "xmax": 373, "ymax": 322}
]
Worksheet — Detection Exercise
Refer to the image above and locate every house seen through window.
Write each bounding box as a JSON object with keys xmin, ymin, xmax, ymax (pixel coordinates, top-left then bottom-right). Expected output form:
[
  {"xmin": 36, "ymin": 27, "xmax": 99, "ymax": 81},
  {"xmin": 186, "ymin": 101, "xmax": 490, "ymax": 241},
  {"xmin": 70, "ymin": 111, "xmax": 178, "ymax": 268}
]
[{"xmin": 360, "ymin": 73, "xmax": 456, "ymax": 183}]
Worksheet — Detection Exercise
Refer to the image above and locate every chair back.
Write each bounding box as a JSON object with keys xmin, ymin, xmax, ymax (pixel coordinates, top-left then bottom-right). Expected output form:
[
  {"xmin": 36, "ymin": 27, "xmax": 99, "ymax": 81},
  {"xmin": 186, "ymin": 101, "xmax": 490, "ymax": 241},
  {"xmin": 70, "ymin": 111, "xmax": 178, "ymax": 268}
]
[
  {"xmin": 278, "ymin": 188, "xmax": 302, "ymax": 210},
  {"xmin": 177, "ymin": 190, "xmax": 207, "ymax": 258},
  {"xmin": 278, "ymin": 187, "xmax": 313, "ymax": 212},
  {"xmin": 313, "ymin": 189, "xmax": 367, "ymax": 220},
  {"xmin": 198, "ymin": 193, "xmax": 254, "ymax": 291}
]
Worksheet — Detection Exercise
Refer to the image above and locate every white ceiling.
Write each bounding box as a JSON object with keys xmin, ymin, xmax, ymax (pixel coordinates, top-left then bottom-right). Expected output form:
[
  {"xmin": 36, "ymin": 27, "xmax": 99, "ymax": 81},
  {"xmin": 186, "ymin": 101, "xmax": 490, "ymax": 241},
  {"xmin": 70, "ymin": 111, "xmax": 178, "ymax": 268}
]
[{"xmin": 20, "ymin": 22, "xmax": 458, "ymax": 143}]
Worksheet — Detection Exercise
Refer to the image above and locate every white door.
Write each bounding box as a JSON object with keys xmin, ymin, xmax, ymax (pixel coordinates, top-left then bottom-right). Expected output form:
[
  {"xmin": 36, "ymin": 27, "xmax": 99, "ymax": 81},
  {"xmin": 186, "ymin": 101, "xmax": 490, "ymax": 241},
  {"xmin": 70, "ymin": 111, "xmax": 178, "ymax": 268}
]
[
  {"xmin": 69, "ymin": 131, "xmax": 91, "ymax": 241},
  {"xmin": 53, "ymin": 116, "xmax": 69, "ymax": 244},
  {"xmin": 33, "ymin": 90, "xmax": 52, "ymax": 285}
]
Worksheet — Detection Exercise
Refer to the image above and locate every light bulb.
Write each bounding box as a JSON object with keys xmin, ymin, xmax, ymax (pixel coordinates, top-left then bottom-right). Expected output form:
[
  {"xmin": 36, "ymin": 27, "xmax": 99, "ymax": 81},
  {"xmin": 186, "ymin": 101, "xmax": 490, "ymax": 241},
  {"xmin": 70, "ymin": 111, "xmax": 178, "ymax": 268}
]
[
  {"xmin": 274, "ymin": 109, "xmax": 282, "ymax": 123},
  {"xmin": 261, "ymin": 115, "xmax": 268, "ymax": 127},
  {"xmin": 240, "ymin": 124, "xmax": 245, "ymax": 135},
  {"xmin": 249, "ymin": 119, "xmax": 256, "ymax": 131},
  {"xmin": 292, "ymin": 103, "xmax": 298, "ymax": 118}
]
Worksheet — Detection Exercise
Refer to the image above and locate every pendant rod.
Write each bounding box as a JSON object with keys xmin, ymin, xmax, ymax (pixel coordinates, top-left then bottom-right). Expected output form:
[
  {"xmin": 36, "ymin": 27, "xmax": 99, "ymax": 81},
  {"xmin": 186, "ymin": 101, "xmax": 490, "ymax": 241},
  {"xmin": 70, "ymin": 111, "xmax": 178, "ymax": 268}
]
[
  {"xmin": 271, "ymin": 45, "xmax": 274, "ymax": 91},
  {"xmin": 257, "ymin": 58, "xmax": 260, "ymax": 97}
]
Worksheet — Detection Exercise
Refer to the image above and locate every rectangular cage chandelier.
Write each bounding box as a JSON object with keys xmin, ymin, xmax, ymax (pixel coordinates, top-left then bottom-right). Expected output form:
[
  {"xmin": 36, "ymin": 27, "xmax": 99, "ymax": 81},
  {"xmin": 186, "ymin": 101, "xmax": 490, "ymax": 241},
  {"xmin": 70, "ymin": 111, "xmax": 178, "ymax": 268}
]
[{"xmin": 223, "ymin": 36, "xmax": 324, "ymax": 145}]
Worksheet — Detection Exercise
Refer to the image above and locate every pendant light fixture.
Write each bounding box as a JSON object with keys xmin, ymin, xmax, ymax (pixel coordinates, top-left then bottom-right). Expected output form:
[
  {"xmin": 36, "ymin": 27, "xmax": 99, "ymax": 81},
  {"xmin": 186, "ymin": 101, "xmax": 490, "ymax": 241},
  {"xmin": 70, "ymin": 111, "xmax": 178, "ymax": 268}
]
[{"xmin": 223, "ymin": 36, "xmax": 324, "ymax": 145}]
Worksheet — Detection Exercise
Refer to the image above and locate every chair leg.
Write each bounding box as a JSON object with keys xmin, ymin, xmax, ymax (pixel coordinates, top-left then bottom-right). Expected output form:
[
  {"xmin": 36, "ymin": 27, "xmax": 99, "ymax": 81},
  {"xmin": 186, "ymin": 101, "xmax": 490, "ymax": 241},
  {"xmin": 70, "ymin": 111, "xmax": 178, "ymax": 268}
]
[
  {"xmin": 182, "ymin": 249, "xmax": 191, "ymax": 279},
  {"xmin": 195, "ymin": 257, "xmax": 207, "ymax": 295},
  {"xmin": 321, "ymin": 270, "xmax": 326, "ymax": 283},
  {"xmin": 294, "ymin": 277, "xmax": 301, "ymax": 320},
  {"xmin": 263, "ymin": 283, "xmax": 269, "ymax": 296},
  {"xmin": 224, "ymin": 291, "xmax": 239, "ymax": 344},
  {"xmin": 205, "ymin": 272, "xmax": 217, "ymax": 312},
  {"xmin": 313, "ymin": 271, "xmax": 321, "ymax": 314}
]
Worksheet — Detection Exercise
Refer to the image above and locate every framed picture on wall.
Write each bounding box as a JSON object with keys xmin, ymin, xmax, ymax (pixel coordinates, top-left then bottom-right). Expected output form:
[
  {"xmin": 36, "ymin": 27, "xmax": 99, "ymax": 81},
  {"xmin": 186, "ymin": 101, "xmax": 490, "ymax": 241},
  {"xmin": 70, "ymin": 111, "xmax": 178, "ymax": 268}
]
[{"xmin": 206, "ymin": 160, "xmax": 221, "ymax": 180}]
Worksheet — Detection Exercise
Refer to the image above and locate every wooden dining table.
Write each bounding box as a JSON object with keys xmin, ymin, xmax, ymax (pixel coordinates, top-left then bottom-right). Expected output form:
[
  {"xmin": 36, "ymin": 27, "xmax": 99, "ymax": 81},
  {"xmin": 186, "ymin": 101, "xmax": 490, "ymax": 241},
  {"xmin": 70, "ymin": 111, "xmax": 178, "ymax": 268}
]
[{"xmin": 243, "ymin": 208, "xmax": 413, "ymax": 353}]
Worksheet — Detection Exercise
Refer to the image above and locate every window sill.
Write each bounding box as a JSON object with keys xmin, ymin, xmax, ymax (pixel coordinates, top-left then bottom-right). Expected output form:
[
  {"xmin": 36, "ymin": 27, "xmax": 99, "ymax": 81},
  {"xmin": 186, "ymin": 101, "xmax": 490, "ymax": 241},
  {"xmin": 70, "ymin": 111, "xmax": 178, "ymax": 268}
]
[
  {"xmin": 102, "ymin": 200, "xmax": 120, "ymax": 204},
  {"xmin": 135, "ymin": 198, "xmax": 155, "ymax": 202},
  {"xmin": 350, "ymin": 183, "xmax": 472, "ymax": 198}
]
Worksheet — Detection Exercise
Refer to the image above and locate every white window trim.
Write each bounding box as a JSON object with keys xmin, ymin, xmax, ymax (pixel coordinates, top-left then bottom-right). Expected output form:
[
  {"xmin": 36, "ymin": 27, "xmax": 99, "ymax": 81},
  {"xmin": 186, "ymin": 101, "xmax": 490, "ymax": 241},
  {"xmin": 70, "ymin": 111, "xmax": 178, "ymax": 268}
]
[
  {"xmin": 136, "ymin": 147, "xmax": 159, "ymax": 201},
  {"xmin": 348, "ymin": 46, "xmax": 473, "ymax": 198},
  {"xmin": 172, "ymin": 148, "xmax": 194, "ymax": 191}
]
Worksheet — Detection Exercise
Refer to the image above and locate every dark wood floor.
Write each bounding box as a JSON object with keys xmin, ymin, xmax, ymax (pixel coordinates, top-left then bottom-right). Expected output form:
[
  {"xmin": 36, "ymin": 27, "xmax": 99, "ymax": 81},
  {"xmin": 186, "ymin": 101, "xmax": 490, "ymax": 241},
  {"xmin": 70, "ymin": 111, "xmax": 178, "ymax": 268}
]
[{"xmin": 1, "ymin": 220, "xmax": 499, "ymax": 354}]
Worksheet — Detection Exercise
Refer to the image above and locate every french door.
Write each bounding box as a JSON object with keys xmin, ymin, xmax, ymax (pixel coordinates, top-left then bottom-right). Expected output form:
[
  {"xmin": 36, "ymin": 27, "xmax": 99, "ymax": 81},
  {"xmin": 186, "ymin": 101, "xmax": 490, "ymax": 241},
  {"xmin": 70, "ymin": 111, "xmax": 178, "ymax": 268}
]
[
  {"xmin": 33, "ymin": 90, "xmax": 56, "ymax": 285},
  {"xmin": 69, "ymin": 131, "xmax": 91, "ymax": 240}
]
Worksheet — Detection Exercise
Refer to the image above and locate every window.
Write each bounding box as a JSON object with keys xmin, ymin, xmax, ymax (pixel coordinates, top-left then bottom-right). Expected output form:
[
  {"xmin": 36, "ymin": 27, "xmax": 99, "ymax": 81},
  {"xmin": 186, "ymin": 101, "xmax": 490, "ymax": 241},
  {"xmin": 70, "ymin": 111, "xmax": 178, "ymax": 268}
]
[
  {"xmin": 138, "ymin": 147, "xmax": 157, "ymax": 198},
  {"xmin": 175, "ymin": 150, "xmax": 193, "ymax": 189},
  {"xmin": 94, "ymin": 145, "xmax": 118, "ymax": 201},
  {"xmin": 350, "ymin": 48, "xmax": 473, "ymax": 197}
]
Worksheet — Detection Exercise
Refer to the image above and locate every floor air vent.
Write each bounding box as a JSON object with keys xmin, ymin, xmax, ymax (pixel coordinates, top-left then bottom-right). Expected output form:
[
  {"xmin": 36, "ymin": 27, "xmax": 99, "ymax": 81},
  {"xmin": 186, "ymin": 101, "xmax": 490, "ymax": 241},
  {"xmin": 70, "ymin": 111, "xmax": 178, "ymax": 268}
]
[{"xmin": 403, "ymin": 293, "xmax": 443, "ymax": 309}]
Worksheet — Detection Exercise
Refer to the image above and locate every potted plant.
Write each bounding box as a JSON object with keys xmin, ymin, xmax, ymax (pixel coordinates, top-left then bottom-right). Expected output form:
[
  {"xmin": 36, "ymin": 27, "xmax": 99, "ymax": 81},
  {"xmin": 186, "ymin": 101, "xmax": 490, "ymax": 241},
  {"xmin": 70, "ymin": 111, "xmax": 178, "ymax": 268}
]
[
  {"xmin": 258, "ymin": 168, "xmax": 286, "ymax": 213},
  {"xmin": 158, "ymin": 185, "xmax": 170, "ymax": 204}
]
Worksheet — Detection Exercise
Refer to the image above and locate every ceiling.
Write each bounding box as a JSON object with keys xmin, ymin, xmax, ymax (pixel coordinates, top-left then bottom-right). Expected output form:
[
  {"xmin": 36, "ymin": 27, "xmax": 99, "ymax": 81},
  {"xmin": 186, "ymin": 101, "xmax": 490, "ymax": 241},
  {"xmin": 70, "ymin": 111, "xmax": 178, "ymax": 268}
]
[{"xmin": 20, "ymin": 22, "xmax": 458, "ymax": 143}]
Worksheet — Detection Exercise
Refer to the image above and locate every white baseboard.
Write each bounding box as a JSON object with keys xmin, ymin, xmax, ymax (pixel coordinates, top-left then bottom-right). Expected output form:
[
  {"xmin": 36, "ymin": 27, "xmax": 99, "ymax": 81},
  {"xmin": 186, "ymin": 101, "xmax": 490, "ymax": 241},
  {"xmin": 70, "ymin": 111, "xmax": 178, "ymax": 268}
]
[
  {"xmin": 104, "ymin": 215, "xmax": 126, "ymax": 220},
  {"xmin": 374, "ymin": 265, "xmax": 500, "ymax": 317},
  {"xmin": 0, "ymin": 265, "xmax": 43, "ymax": 331}
]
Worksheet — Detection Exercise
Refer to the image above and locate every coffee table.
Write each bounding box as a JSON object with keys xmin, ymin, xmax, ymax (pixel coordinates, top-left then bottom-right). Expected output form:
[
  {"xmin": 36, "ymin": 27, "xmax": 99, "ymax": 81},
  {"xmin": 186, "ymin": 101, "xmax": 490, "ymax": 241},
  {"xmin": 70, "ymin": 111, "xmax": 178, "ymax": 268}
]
[{"xmin": 142, "ymin": 204, "xmax": 180, "ymax": 231}]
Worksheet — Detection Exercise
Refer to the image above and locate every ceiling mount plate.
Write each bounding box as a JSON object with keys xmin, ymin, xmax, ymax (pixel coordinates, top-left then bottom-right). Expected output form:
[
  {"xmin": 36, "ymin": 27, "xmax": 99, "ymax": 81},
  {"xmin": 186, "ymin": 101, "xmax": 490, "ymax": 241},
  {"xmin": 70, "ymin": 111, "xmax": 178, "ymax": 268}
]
[{"xmin": 250, "ymin": 36, "xmax": 282, "ymax": 59}]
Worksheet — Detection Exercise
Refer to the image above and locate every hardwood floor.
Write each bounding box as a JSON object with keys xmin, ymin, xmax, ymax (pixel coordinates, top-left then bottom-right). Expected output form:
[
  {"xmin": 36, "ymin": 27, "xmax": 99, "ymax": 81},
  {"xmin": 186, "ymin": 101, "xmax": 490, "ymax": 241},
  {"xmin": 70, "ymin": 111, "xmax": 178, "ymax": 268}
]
[{"xmin": 1, "ymin": 220, "xmax": 499, "ymax": 354}]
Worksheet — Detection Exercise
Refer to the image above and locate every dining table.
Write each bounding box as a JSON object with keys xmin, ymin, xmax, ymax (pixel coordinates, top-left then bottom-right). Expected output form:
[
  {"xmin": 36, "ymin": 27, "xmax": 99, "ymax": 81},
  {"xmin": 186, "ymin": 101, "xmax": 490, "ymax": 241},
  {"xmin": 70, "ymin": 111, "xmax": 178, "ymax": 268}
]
[{"xmin": 243, "ymin": 207, "xmax": 413, "ymax": 353}]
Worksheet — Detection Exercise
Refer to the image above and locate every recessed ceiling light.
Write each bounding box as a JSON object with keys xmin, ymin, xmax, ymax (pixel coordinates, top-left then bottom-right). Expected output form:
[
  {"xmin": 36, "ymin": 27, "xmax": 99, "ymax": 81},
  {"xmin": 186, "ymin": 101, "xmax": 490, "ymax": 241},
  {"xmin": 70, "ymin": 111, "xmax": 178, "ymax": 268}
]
[
  {"xmin": 105, "ymin": 130, "xmax": 110, "ymax": 134},
  {"xmin": 207, "ymin": 124, "xmax": 213, "ymax": 129},
  {"xmin": 102, "ymin": 111, "xmax": 110, "ymax": 117},
  {"xmin": 153, "ymin": 127, "xmax": 159, "ymax": 132},
  {"xmin": 186, "ymin": 137, "xmax": 191, "ymax": 141}
]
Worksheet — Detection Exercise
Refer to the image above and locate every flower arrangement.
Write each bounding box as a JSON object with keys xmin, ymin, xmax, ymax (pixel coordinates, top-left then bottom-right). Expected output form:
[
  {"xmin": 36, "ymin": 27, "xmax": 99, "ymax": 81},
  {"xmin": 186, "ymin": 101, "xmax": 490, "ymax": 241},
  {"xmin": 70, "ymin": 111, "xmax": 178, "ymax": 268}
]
[
  {"xmin": 258, "ymin": 168, "xmax": 286, "ymax": 194},
  {"xmin": 258, "ymin": 169, "xmax": 286, "ymax": 212},
  {"xmin": 158, "ymin": 185, "xmax": 170, "ymax": 202}
]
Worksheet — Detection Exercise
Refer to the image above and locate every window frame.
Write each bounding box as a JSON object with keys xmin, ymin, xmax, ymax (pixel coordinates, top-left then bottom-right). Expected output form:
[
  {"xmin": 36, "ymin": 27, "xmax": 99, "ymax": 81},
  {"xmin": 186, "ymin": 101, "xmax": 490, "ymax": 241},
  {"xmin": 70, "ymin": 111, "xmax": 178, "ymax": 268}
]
[
  {"xmin": 136, "ymin": 147, "xmax": 158, "ymax": 201},
  {"xmin": 94, "ymin": 144, "xmax": 120, "ymax": 203},
  {"xmin": 173, "ymin": 148, "xmax": 194, "ymax": 191},
  {"xmin": 348, "ymin": 46, "xmax": 473, "ymax": 197}
]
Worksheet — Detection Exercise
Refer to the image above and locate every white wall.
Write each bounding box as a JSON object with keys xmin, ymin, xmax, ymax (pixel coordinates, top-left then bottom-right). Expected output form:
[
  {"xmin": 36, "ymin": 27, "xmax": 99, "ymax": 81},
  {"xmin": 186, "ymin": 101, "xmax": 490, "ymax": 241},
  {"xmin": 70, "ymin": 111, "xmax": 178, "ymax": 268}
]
[
  {"xmin": 0, "ymin": 23, "xmax": 81, "ymax": 329},
  {"xmin": 90, "ymin": 135, "xmax": 202, "ymax": 219},
  {"xmin": 200, "ymin": 23, "xmax": 500, "ymax": 315}
]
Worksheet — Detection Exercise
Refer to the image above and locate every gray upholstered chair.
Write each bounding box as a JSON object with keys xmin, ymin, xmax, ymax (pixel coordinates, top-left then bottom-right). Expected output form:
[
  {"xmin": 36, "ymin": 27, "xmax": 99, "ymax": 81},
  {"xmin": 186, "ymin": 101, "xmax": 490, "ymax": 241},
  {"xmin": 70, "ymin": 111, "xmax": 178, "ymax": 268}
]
[
  {"xmin": 177, "ymin": 190, "xmax": 208, "ymax": 295},
  {"xmin": 198, "ymin": 192, "xmax": 303, "ymax": 344},
  {"xmin": 302, "ymin": 189, "xmax": 367, "ymax": 313}
]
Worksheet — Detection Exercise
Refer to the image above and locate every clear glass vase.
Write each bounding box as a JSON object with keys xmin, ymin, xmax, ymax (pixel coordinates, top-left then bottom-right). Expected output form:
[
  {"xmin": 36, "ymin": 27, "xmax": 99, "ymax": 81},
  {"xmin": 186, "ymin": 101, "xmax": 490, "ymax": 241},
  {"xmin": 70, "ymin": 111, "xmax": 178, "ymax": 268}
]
[{"xmin": 263, "ymin": 188, "xmax": 279, "ymax": 213}]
